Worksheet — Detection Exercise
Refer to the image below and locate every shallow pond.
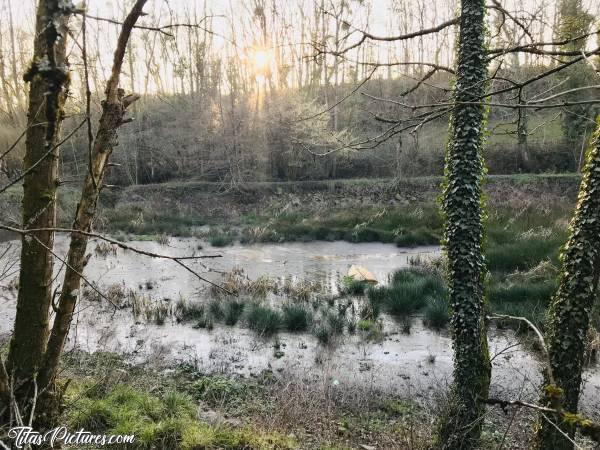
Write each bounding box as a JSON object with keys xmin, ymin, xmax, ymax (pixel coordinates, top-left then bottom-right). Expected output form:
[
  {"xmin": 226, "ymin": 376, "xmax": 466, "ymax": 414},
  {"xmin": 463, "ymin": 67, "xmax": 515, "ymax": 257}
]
[
  {"xmin": 0, "ymin": 237, "xmax": 598, "ymax": 415},
  {"xmin": 76, "ymin": 238, "xmax": 441, "ymax": 299}
]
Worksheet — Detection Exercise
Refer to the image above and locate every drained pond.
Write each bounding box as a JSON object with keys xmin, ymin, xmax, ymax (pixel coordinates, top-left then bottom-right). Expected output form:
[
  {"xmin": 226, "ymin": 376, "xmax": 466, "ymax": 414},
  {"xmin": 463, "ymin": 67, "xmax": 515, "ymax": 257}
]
[{"xmin": 0, "ymin": 236, "xmax": 598, "ymax": 415}]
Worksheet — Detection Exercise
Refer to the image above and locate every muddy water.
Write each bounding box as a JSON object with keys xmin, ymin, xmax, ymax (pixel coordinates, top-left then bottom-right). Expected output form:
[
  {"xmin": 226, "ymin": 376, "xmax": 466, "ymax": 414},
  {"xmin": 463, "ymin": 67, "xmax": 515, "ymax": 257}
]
[
  {"xmin": 67, "ymin": 238, "xmax": 441, "ymax": 299},
  {"xmin": 0, "ymin": 237, "xmax": 598, "ymax": 415}
]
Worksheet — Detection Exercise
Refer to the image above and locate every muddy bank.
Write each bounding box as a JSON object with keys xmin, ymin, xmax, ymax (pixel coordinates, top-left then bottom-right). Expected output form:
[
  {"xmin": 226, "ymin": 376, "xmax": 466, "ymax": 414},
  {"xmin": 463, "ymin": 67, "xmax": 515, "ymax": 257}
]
[{"xmin": 100, "ymin": 174, "xmax": 581, "ymax": 222}]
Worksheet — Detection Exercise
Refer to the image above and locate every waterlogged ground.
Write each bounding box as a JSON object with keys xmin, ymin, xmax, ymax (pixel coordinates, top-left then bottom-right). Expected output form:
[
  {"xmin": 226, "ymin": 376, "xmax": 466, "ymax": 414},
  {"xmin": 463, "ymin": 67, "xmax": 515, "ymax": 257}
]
[{"xmin": 0, "ymin": 236, "xmax": 599, "ymax": 417}]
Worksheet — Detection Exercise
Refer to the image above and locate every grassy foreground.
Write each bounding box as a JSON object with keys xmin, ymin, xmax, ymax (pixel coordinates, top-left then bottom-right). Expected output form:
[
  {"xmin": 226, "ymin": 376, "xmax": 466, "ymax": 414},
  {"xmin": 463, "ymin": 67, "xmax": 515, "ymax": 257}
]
[{"xmin": 54, "ymin": 351, "xmax": 527, "ymax": 450}]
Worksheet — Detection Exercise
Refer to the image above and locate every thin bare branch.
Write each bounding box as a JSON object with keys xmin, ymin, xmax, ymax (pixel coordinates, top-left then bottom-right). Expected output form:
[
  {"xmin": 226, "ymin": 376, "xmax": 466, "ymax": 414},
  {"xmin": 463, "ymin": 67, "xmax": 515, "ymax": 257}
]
[{"xmin": 0, "ymin": 119, "xmax": 87, "ymax": 195}]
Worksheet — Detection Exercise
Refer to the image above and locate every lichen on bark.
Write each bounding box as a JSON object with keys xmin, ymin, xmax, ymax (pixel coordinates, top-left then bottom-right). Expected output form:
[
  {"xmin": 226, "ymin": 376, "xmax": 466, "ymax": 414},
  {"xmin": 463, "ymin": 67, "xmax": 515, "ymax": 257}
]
[{"xmin": 4, "ymin": 1, "xmax": 73, "ymax": 417}]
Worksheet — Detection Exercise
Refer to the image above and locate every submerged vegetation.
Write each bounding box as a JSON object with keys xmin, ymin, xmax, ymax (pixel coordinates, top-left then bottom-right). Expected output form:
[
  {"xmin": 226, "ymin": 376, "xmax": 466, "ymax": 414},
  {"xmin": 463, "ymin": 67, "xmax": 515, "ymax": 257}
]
[{"xmin": 82, "ymin": 192, "xmax": 577, "ymax": 340}]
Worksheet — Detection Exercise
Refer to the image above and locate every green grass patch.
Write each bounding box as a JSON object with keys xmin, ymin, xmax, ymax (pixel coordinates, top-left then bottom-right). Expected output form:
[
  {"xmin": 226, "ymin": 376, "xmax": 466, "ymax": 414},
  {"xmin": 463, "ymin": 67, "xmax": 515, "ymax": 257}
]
[
  {"xmin": 367, "ymin": 269, "xmax": 448, "ymax": 330},
  {"xmin": 192, "ymin": 375, "xmax": 251, "ymax": 407},
  {"xmin": 67, "ymin": 382, "xmax": 294, "ymax": 449},
  {"xmin": 488, "ymin": 279, "xmax": 556, "ymax": 327},
  {"xmin": 386, "ymin": 269, "xmax": 446, "ymax": 317},
  {"xmin": 486, "ymin": 236, "xmax": 563, "ymax": 273},
  {"xmin": 102, "ymin": 207, "xmax": 203, "ymax": 236},
  {"xmin": 206, "ymin": 227, "xmax": 239, "ymax": 247},
  {"xmin": 239, "ymin": 205, "xmax": 443, "ymax": 246}
]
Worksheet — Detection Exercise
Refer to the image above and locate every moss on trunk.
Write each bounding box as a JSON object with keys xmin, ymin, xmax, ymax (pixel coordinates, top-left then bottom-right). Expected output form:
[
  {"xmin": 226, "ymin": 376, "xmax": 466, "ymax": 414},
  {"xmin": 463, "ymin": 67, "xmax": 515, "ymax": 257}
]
[{"xmin": 4, "ymin": 0, "xmax": 73, "ymax": 423}]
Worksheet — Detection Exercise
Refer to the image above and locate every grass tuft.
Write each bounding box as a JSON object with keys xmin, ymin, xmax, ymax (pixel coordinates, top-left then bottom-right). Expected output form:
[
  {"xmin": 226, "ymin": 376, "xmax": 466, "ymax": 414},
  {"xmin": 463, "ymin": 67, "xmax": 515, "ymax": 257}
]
[
  {"xmin": 282, "ymin": 304, "xmax": 312, "ymax": 332},
  {"xmin": 422, "ymin": 297, "xmax": 450, "ymax": 330},
  {"xmin": 224, "ymin": 298, "xmax": 246, "ymax": 326},
  {"xmin": 246, "ymin": 304, "xmax": 283, "ymax": 336}
]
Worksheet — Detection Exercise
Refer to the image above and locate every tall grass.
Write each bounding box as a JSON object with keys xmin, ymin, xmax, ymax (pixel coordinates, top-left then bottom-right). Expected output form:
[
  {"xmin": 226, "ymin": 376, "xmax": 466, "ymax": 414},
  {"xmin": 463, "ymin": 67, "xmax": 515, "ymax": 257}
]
[
  {"xmin": 386, "ymin": 269, "xmax": 446, "ymax": 317},
  {"xmin": 488, "ymin": 280, "xmax": 556, "ymax": 327},
  {"xmin": 486, "ymin": 237, "xmax": 563, "ymax": 273},
  {"xmin": 366, "ymin": 268, "xmax": 448, "ymax": 331},
  {"xmin": 423, "ymin": 297, "xmax": 450, "ymax": 330},
  {"xmin": 240, "ymin": 205, "xmax": 443, "ymax": 246}
]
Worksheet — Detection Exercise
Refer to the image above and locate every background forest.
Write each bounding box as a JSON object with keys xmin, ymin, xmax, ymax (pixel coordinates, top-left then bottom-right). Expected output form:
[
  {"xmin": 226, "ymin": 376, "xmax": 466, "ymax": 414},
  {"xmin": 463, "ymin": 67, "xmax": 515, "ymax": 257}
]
[{"xmin": 0, "ymin": 0, "xmax": 598, "ymax": 186}]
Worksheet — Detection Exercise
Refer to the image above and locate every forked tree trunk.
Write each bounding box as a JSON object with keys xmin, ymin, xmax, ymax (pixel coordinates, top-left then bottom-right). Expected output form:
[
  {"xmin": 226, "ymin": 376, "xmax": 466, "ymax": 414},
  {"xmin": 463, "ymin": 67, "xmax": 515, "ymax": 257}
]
[
  {"xmin": 39, "ymin": 0, "xmax": 147, "ymax": 393},
  {"xmin": 436, "ymin": 0, "xmax": 491, "ymax": 448},
  {"xmin": 535, "ymin": 119, "xmax": 600, "ymax": 450},
  {"xmin": 3, "ymin": 0, "xmax": 73, "ymax": 417}
]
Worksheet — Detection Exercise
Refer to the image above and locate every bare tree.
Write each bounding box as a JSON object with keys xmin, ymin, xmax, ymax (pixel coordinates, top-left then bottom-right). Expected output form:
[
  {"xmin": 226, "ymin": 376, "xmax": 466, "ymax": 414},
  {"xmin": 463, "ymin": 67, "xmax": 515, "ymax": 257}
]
[
  {"xmin": 1, "ymin": 0, "xmax": 75, "ymax": 425},
  {"xmin": 1, "ymin": 0, "xmax": 148, "ymax": 426}
]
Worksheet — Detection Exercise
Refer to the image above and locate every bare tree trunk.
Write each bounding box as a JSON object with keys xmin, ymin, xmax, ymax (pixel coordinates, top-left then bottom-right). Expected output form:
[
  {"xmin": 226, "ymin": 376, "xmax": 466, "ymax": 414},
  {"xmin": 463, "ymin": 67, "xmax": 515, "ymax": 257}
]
[
  {"xmin": 517, "ymin": 100, "xmax": 530, "ymax": 171},
  {"xmin": 7, "ymin": 0, "xmax": 22, "ymax": 111},
  {"xmin": 0, "ymin": 26, "xmax": 15, "ymax": 122},
  {"xmin": 39, "ymin": 0, "xmax": 147, "ymax": 392},
  {"xmin": 3, "ymin": 0, "xmax": 73, "ymax": 419}
]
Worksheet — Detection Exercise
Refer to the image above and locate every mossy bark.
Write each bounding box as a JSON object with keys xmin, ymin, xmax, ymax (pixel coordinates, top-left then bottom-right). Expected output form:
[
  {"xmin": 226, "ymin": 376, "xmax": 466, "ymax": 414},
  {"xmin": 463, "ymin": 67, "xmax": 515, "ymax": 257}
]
[
  {"xmin": 3, "ymin": 0, "xmax": 72, "ymax": 422},
  {"xmin": 436, "ymin": 0, "xmax": 491, "ymax": 448},
  {"xmin": 535, "ymin": 118, "xmax": 600, "ymax": 450},
  {"xmin": 39, "ymin": 0, "xmax": 146, "ymax": 392}
]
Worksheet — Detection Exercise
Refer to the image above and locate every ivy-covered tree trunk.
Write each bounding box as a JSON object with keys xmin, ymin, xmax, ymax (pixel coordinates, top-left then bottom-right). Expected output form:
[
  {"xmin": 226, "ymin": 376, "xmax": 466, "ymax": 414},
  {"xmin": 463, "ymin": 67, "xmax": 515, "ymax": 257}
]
[
  {"xmin": 2, "ymin": 0, "xmax": 73, "ymax": 420},
  {"xmin": 436, "ymin": 0, "xmax": 491, "ymax": 448},
  {"xmin": 535, "ymin": 119, "xmax": 600, "ymax": 450}
]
